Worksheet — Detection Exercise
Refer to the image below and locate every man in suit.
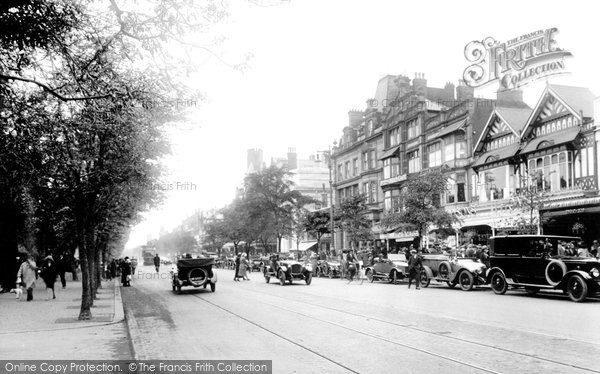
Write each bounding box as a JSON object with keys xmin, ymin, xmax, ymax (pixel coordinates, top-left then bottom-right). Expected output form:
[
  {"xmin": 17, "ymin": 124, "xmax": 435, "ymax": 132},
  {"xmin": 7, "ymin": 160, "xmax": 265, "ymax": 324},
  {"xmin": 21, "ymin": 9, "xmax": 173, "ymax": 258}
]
[{"xmin": 407, "ymin": 249, "xmax": 423, "ymax": 290}]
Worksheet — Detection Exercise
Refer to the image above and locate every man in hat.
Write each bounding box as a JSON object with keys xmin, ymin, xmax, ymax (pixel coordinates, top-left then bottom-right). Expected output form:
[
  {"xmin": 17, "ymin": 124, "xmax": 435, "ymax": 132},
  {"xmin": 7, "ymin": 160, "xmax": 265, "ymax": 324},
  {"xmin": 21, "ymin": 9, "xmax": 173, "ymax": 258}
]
[{"xmin": 407, "ymin": 249, "xmax": 423, "ymax": 290}]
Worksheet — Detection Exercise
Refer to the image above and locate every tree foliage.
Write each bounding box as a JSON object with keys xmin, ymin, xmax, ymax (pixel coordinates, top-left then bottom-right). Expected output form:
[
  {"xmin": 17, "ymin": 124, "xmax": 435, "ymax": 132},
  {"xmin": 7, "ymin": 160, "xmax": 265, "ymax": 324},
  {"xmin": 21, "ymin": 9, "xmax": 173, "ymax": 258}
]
[
  {"xmin": 381, "ymin": 170, "xmax": 456, "ymax": 248},
  {"xmin": 336, "ymin": 194, "xmax": 372, "ymax": 249}
]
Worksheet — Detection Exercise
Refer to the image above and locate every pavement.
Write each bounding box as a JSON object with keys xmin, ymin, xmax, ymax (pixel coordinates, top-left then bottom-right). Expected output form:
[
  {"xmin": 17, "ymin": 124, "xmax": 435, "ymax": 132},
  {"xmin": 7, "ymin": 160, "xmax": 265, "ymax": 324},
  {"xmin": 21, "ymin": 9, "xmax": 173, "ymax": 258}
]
[{"xmin": 0, "ymin": 274, "xmax": 132, "ymax": 359}]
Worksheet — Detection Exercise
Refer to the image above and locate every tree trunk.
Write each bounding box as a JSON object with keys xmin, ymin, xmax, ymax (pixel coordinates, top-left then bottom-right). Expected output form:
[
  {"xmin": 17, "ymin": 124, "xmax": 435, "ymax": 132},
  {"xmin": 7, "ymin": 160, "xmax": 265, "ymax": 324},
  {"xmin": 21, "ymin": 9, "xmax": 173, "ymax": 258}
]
[{"xmin": 78, "ymin": 242, "xmax": 93, "ymax": 320}]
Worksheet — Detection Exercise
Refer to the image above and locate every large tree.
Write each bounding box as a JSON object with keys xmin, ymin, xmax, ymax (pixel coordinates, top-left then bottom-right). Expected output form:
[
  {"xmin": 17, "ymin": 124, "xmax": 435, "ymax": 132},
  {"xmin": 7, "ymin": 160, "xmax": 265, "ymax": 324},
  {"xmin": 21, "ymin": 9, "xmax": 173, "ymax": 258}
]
[
  {"xmin": 0, "ymin": 0, "xmax": 238, "ymax": 319},
  {"xmin": 302, "ymin": 210, "xmax": 331, "ymax": 252},
  {"xmin": 244, "ymin": 166, "xmax": 314, "ymax": 252},
  {"xmin": 381, "ymin": 170, "xmax": 456, "ymax": 249},
  {"xmin": 336, "ymin": 194, "xmax": 373, "ymax": 250}
]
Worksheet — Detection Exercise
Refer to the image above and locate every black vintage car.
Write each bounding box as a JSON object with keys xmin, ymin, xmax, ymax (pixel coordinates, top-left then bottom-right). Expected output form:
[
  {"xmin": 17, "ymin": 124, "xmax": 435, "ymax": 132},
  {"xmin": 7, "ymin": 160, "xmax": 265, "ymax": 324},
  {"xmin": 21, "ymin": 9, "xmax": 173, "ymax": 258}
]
[
  {"xmin": 263, "ymin": 257, "xmax": 312, "ymax": 285},
  {"xmin": 171, "ymin": 257, "xmax": 217, "ymax": 294},
  {"xmin": 487, "ymin": 235, "xmax": 600, "ymax": 302}
]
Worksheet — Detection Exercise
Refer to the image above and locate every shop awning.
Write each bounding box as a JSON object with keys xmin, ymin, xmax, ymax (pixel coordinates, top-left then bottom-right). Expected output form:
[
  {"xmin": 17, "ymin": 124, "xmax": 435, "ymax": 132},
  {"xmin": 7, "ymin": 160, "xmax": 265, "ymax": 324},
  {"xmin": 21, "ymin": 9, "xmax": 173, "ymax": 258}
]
[
  {"xmin": 297, "ymin": 241, "xmax": 318, "ymax": 251},
  {"xmin": 378, "ymin": 146, "xmax": 401, "ymax": 160},
  {"xmin": 472, "ymin": 143, "xmax": 519, "ymax": 168},
  {"xmin": 520, "ymin": 126, "xmax": 580, "ymax": 155},
  {"xmin": 541, "ymin": 197, "xmax": 600, "ymax": 217},
  {"xmin": 438, "ymin": 119, "xmax": 467, "ymax": 138}
]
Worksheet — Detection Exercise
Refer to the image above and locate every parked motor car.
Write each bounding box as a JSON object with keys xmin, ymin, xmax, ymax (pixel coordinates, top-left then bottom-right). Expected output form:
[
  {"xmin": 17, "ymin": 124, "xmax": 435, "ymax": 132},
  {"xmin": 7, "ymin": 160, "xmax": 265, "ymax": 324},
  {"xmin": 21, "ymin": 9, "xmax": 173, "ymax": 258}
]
[
  {"xmin": 263, "ymin": 257, "xmax": 312, "ymax": 285},
  {"xmin": 419, "ymin": 253, "xmax": 487, "ymax": 291},
  {"xmin": 171, "ymin": 257, "xmax": 217, "ymax": 294},
  {"xmin": 315, "ymin": 258, "xmax": 342, "ymax": 278},
  {"xmin": 487, "ymin": 235, "xmax": 600, "ymax": 302},
  {"xmin": 250, "ymin": 257, "xmax": 266, "ymax": 272},
  {"xmin": 364, "ymin": 254, "xmax": 409, "ymax": 284}
]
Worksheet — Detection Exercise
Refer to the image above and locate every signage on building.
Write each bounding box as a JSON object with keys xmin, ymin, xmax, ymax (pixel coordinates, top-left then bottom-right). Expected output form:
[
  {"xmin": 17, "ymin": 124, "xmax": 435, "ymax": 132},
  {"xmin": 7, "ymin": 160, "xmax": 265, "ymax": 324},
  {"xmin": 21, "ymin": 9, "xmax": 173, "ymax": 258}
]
[
  {"xmin": 463, "ymin": 28, "xmax": 572, "ymax": 90},
  {"xmin": 380, "ymin": 231, "xmax": 419, "ymax": 240}
]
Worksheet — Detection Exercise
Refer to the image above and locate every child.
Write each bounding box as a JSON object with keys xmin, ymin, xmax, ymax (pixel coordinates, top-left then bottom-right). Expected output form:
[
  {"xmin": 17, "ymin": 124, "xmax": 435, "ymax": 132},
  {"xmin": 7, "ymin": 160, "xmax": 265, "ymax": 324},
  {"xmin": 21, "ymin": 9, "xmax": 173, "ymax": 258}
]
[{"xmin": 14, "ymin": 277, "xmax": 23, "ymax": 299}]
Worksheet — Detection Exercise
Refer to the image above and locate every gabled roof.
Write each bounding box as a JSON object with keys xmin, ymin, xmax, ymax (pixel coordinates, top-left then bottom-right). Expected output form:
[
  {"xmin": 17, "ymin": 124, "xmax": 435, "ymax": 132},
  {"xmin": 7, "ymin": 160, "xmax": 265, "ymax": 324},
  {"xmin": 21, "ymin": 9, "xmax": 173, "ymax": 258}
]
[
  {"xmin": 473, "ymin": 105, "xmax": 531, "ymax": 153},
  {"xmin": 521, "ymin": 84, "xmax": 595, "ymax": 138}
]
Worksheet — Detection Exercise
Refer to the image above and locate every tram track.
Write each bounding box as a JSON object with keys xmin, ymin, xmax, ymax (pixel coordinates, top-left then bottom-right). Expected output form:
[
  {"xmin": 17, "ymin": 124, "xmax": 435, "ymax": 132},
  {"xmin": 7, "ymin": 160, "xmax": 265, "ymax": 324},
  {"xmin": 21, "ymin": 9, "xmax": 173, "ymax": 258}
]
[{"xmin": 193, "ymin": 280, "xmax": 600, "ymax": 373}]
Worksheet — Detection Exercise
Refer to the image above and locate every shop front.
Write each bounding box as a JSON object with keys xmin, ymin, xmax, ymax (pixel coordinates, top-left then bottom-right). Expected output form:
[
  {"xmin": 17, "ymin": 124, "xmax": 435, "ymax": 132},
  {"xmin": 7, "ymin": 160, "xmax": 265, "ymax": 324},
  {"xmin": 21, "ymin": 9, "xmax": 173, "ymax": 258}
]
[{"xmin": 541, "ymin": 196, "xmax": 600, "ymax": 244}]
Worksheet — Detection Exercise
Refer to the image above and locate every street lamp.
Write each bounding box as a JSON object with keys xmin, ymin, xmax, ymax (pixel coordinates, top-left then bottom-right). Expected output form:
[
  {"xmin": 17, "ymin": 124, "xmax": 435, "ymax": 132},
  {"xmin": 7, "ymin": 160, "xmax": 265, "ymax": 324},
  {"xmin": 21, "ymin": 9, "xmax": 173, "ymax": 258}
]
[
  {"xmin": 329, "ymin": 141, "xmax": 337, "ymax": 255},
  {"xmin": 320, "ymin": 141, "xmax": 337, "ymax": 255}
]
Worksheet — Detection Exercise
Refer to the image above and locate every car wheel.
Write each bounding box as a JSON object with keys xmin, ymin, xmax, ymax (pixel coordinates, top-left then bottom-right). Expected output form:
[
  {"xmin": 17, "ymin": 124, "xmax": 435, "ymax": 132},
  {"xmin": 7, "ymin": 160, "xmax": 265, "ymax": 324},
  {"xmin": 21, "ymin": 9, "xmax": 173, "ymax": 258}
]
[
  {"xmin": 490, "ymin": 272, "xmax": 508, "ymax": 295},
  {"xmin": 524, "ymin": 287, "xmax": 539, "ymax": 295},
  {"xmin": 545, "ymin": 259, "xmax": 567, "ymax": 286},
  {"xmin": 419, "ymin": 271, "xmax": 430, "ymax": 288},
  {"xmin": 446, "ymin": 281, "xmax": 456, "ymax": 288},
  {"xmin": 459, "ymin": 271, "xmax": 474, "ymax": 291},
  {"xmin": 366, "ymin": 269, "xmax": 374, "ymax": 283},
  {"xmin": 438, "ymin": 262, "xmax": 451, "ymax": 280},
  {"xmin": 278, "ymin": 271, "xmax": 286, "ymax": 286},
  {"xmin": 305, "ymin": 272, "xmax": 312, "ymax": 285},
  {"xmin": 567, "ymin": 274, "xmax": 588, "ymax": 302},
  {"xmin": 389, "ymin": 270, "xmax": 397, "ymax": 284},
  {"xmin": 210, "ymin": 282, "xmax": 216, "ymax": 292}
]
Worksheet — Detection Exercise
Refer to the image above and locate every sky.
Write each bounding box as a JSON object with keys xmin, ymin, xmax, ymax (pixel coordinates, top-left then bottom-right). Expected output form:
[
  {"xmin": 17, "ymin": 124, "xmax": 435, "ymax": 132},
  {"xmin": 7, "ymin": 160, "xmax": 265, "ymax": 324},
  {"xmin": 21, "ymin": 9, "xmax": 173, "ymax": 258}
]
[{"xmin": 125, "ymin": 0, "xmax": 600, "ymax": 249}]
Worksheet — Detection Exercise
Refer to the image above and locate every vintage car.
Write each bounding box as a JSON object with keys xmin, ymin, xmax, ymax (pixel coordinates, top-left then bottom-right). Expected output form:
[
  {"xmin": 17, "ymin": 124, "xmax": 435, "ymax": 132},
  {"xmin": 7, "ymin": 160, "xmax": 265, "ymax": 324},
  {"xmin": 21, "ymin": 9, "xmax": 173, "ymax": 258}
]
[
  {"xmin": 315, "ymin": 259, "xmax": 342, "ymax": 278},
  {"xmin": 418, "ymin": 253, "xmax": 487, "ymax": 291},
  {"xmin": 250, "ymin": 257, "xmax": 267, "ymax": 272},
  {"xmin": 487, "ymin": 235, "xmax": 600, "ymax": 302},
  {"xmin": 263, "ymin": 258, "xmax": 312, "ymax": 285},
  {"xmin": 364, "ymin": 254, "xmax": 409, "ymax": 284},
  {"xmin": 171, "ymin": 257, "xmax": 217, "ymax": 294}
]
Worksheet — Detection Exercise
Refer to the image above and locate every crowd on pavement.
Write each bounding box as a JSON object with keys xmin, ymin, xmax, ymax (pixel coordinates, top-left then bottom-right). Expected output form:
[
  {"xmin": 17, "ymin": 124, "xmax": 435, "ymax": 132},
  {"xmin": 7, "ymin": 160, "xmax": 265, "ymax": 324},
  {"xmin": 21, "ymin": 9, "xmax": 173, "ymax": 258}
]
[{"xmin": 1, "ymin": 252, "xmax": 79, "ymax": 302}]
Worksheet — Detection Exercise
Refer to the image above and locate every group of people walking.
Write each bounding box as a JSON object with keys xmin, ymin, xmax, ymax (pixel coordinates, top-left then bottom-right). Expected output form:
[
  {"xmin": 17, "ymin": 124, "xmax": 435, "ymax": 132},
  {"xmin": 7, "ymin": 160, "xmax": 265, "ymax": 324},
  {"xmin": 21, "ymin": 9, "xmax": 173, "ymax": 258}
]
[{"xmin": 14, "ymin": 254, "xmax": 62, "ymax": 301}]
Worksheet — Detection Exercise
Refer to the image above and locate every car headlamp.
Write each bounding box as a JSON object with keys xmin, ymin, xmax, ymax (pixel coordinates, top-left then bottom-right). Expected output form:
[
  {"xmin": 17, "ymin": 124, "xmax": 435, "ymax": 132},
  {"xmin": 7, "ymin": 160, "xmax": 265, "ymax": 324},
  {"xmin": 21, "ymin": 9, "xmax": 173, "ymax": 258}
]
[{"xmin": 591, "ymin": 268, "xmax": 600, "ymax": 278}]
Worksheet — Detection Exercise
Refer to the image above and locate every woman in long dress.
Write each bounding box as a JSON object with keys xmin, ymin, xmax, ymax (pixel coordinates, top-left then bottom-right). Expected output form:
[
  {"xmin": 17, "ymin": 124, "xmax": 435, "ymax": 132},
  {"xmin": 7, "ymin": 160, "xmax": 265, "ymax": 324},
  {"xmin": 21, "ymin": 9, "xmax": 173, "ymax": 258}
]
[
  {"xmin": 239, "ymin": 253, "xmax": 250, "ymax": 281},
  {"xmin": 17, "ymin": 255, "xmax": 38, "ymax": 301},
  {"xmin": 40, "ymin": 255, "xmax": 57, "ymax": 300}
]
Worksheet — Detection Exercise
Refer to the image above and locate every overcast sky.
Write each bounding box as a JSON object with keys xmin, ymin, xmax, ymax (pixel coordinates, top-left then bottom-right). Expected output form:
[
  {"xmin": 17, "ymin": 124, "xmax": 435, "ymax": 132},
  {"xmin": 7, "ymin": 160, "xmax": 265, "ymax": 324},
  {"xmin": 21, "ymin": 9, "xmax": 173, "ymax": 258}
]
[{"xmin": 125, "ymin": 0, "xmax": 600, "ymax": 249}]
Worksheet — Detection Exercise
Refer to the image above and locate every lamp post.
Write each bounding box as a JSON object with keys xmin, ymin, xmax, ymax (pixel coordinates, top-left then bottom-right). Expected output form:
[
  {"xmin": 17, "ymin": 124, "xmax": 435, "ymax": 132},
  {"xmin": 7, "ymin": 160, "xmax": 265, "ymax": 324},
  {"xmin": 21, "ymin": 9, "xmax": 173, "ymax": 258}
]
[
  {"xmin": 320, "ymin": 141, "xmax": 337, "ymax": 255},
  {"xmin": 329, "ymin": 141, "xmax": 337, "ymax": 254}
]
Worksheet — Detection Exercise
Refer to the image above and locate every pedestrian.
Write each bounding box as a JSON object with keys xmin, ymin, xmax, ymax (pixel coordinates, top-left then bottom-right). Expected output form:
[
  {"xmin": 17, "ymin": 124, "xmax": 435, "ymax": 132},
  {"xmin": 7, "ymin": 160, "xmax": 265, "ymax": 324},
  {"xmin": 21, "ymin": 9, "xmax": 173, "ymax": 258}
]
[
  {"xmin": 109, "ymin": 259, "xmax": 117, "ymax": 280},
  {"xmin": 153, "ymin": 254, "xmax": 161, "ymax": 273},
  {"xmin": 57, "ymin": 253, "xmax": 69, "ymax": 288},
  {"xmin": 240, "ymin": 253, "xmax": 250, "ymax": 281},
  {"xmin": 407, "ymin": 249, "xmax": 422, "ymax": 290},
  {"xmin": 577, "ymin": 241, "xmax": 591, "ymax": 257},
  {"xmin": 121, "ymin": 257, "xmax": 132, "ymax": 287},
  {"xmin": 131, "ymin": 257, "xmax": 138, "ymax": 275},
  {"xmin": 17, "ymin": 255, "xmax": 38, "ymax": 301},
  {"xmin": 233, "ymin": 253, "xmax": 241, "ymax": 281},
  {"xmin": 40, "ymin": 255, "xmax": 57, "ymax": 300}
]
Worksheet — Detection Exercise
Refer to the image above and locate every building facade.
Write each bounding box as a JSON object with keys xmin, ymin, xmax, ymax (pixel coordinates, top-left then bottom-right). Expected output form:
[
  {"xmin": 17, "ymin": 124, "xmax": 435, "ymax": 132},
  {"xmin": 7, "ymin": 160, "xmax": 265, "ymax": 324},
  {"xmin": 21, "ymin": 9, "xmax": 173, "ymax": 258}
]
[{"xmin": 332, "ymin": 74, "xmax": 600, "ymax": 250}]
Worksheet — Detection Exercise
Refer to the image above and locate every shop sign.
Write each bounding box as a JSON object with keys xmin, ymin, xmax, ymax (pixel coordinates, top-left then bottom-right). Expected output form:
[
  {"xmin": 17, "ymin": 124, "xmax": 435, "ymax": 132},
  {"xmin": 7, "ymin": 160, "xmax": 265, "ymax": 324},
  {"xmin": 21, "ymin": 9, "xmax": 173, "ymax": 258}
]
[{"xmin": 463, "ymin": 27, "xmax": 572, "ymax": 90}]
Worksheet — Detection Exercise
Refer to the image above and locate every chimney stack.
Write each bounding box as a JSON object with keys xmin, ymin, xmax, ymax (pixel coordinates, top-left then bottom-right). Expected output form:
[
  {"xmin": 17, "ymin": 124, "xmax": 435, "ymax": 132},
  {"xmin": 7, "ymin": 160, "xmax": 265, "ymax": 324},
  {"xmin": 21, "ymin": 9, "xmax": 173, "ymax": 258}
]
[
  {"xmin": 456, "ymin": 79, "xmax": 474, "ymax": 101},
  {"xmin": 412, "ymin": 73, "xmax": 427, "ymax": 97}
]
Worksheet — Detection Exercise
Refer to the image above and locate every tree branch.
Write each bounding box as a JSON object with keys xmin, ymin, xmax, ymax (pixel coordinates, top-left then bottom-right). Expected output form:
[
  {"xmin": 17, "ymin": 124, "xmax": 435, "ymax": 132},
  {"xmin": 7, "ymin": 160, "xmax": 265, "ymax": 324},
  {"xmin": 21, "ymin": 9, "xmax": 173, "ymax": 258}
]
[{"xmin": 0, "ymin": 74, "xmax": 112, "ymax": 102}]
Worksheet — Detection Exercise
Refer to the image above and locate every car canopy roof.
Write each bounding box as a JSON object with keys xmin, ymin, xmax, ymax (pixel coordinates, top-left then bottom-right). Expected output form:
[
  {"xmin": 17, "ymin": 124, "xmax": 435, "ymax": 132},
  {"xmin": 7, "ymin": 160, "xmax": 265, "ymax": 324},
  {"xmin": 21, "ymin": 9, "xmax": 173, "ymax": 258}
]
[{"xmin": 177, "ymin": 258, "xmax": 215, "ymax": 268}]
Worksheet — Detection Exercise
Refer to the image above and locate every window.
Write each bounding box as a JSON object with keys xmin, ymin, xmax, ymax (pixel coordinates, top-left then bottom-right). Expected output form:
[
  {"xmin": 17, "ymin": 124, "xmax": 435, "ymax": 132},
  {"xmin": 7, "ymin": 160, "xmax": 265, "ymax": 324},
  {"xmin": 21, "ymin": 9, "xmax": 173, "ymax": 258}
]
[
  {"xmin": 408, "ymin": 150, "xmax": 420, "ymax": 173},
  {"xmin": 383, "ymin": 157, "xmax": 400, "ymax": 179},
  {"xmin": 344, "ymin": 161, "xmax": 350, "ymax": 179},
  {"xmin": 369, "ymin": 150, "xmax": 376, "ymax": 169},
  {"xmin": 337, "ymin": 164, "xmax": 343, "ymax": 181},
  {"xmin": 529, "ymin": 151, "xmax": 573, "ymax": 192},
  {"xmin": 352, "ymin": 158, "xmax": 358, "ymax": 176},
  {"xmin": 389, "ymin": 127, "xmax": 400, "ymax": 147},
  {"xmin": 384, "ymin": 189, "xmax": 402, "ymax": 212},
  {"xmin": 407, "ymin": 119, "xmax": 420, "ymax": 139},
  {"xmin": 445, "ymin": 173, "xmax": 466, "ymax": 204},
  {"xmin": 444, "ymin": 136, "xmax": 455, "ymax": 162},
  {"xmin": 428, "ymin": 142, "xmax": 442, "ymax": 167},
  {"xmin": 362, "ymin": 151, "xmax": 369, "ymax": 171}
]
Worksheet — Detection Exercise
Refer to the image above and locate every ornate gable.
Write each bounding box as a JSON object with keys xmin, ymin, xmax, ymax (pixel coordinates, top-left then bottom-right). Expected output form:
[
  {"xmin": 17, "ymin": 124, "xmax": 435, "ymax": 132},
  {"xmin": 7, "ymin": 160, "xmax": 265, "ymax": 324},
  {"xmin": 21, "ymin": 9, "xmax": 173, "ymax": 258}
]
[
  {"xmin": 489, "ymin": 116, "xmax": 511, "ymax": 136},
  {"xmin": 538, "ymin": 95, "xmax": 568, "ymax": 120}
]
